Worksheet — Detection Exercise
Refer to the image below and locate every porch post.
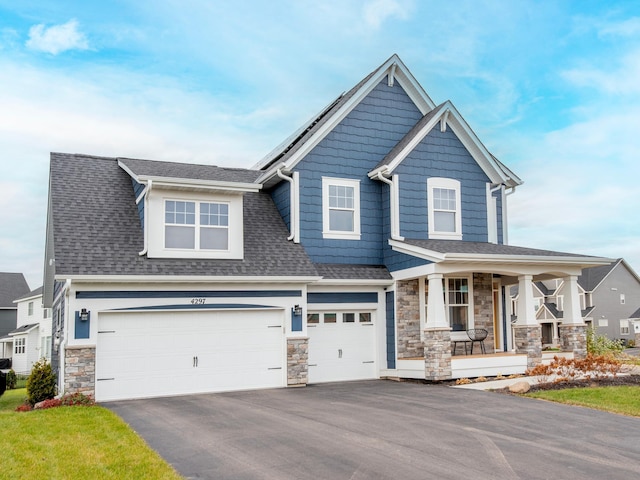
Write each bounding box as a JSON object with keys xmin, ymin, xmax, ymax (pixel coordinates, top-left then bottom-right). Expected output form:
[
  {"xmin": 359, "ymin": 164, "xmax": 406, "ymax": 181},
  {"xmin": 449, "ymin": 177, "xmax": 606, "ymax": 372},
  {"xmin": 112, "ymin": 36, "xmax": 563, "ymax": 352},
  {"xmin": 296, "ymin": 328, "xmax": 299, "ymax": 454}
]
[
  {"xmin": 424, "ymin": 274, "xmax": 452, "ymax": 381},
  {"xmin": 513, "ymin": 275, "xmax": 542, "ymax": 367},
  {"xmin": 559, "ymin": 275, "xmax": 587, "ymax": 359}
]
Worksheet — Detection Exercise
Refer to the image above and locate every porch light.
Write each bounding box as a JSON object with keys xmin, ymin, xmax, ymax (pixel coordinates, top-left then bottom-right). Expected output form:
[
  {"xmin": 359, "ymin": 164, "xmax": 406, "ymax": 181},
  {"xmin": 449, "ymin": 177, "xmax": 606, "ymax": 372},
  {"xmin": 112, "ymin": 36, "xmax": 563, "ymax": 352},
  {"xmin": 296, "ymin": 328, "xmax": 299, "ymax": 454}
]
[
  {"xmin": 79, "ymin": 308, "xmax": 90, "ymax": 322},
  {"xmin": 293, "ymin": 305, "xmax": 302, "ymax": 316}
]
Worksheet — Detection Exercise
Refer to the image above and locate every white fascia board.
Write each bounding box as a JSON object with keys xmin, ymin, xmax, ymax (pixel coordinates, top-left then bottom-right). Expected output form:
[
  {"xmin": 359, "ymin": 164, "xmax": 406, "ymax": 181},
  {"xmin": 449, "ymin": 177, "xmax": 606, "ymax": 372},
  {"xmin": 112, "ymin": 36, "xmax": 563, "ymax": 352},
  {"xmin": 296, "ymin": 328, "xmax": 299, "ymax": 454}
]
[
  {"xmin": 444, "ymin": 253, "xmax": 613, "ymax": 267},
  {"xmin": 315, "ymin": 278, "xmax": 393, "ymax": 286},
  {"xmin": 13, "ymin": 293, "xmax": 43, "ymax": 304},
  {"xmin": 258, "ymin": 55, "xmax": 436, "ymax": 185},
  {"xmin": 388, "ymin": 239, "xmax": 445, "ymax": 262},
  {"xmin": 55, "ymin": 275, "xmax": 323, "ymax": 284}
]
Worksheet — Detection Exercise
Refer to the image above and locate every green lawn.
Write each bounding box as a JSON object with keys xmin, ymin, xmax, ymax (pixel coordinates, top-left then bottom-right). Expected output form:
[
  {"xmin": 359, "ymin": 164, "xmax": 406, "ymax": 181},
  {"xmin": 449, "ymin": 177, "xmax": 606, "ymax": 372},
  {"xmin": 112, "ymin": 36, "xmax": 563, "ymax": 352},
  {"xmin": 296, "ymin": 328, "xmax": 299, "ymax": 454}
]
[
  {"xmin": 527, "ymin": 386, "xmax": 640, "ymax": 417},
  {"xmin": 0, "ymin": 389, "xmax": 183, "ymax": 479}
]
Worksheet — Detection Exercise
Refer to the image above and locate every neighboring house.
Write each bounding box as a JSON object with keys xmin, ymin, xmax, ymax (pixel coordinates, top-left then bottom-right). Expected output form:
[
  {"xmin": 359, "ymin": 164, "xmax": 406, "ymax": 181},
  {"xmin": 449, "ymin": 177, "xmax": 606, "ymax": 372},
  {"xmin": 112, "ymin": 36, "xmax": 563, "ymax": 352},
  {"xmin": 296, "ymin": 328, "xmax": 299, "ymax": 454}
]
[
  {"xmin": 43, "ymin": 55, "xmax": 611, "ymax": 402},
  {"xmin": 512, "ymin": 258, "xmax": 640, "ymax": 345},
  {"xmin": 8, "ymin": 287, "xmax": 53, "ymax": 374},
  {"xmin": 0, "ymin": 272, "xmax": 30, "ymax": 359}
]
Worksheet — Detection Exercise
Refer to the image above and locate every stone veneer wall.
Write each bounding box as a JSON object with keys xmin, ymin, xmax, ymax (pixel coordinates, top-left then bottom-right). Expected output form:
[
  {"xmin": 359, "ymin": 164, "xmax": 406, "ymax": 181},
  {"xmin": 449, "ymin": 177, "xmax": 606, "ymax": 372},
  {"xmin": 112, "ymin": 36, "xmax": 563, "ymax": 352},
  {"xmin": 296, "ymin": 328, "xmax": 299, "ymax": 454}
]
[
  {"xmin": 287, "ymin": 337, "xmax": 308, "ymax": 386},
  {"xmin": 472, "ymin": 273, "xmax": 494, "ymax": 350},
  {"xmin": 64, "ymin": 345, "xmax": 95, "ymax": 396},
  {"xmin": 424, "ymin": 328, "xmax": 452, "ymax": 381},
  {"xmin": 513, "ymin": 325, "xmax": 542, "ymax": 368},
  {"xmin": 396, "ymin": 279, "xmax": 423, "ymax": 358},
  {"xmin": 559, "ymin": 324, "xmax": 587, "ymax": 360}
]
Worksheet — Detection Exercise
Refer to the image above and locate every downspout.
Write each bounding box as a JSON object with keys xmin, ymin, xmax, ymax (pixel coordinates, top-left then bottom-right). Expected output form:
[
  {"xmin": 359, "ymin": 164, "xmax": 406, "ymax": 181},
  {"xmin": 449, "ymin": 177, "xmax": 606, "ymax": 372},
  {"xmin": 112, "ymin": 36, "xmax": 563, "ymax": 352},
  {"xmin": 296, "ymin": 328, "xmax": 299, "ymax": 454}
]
[
  {"xmin": 376, "ymin": 171, "xmax": 403, "ymax": 241},
  {"xmin": 60, "ymin": 279, "xmax": 71, "ymax": 395},
  {"xmin": 137, "ymin": 179, "xmax": 152, "ymax": 256},
  {"xmin": 503, "ymin": 185, "xmax": 516, "ymax": 245},
  {"xmin": 487, "ymin": 183, "xmax": 502, "ymax": 244},
  {"xmin": 276, "ymin": 168, "xmax": 296, "ymax": 241}
]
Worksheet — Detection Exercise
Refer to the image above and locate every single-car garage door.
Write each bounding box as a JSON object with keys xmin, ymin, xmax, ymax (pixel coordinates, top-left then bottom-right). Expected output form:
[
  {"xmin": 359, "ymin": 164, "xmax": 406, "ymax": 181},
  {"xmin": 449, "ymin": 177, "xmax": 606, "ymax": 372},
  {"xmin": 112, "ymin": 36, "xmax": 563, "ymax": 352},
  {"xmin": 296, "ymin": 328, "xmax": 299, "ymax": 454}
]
[
  {"xmin": 96, "ymin": 309, "xmax": 285, "ymax": 402},
  {"xmin": 307, "ymin": 311, "xmax": 377, "ymax": 383}
]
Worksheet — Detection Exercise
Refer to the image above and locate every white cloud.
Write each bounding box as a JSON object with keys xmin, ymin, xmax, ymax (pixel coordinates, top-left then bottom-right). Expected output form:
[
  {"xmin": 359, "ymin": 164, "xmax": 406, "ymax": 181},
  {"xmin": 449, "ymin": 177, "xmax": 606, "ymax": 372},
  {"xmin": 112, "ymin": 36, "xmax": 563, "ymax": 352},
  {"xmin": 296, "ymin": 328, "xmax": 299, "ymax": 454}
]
[
  {"xmin": 598, "ymin": 17, "xmax": 640, "ymax": 37},
  {"xmin": 26, "ymin": 19, "xmax": 89, "ymax": 55},
  {"xmin": 363, "ymin": 0, "xmax": 410, "ymax": 29},
  {"xmin": 562, "ymin": 48, "xmax": 640, "ymax": 95}
]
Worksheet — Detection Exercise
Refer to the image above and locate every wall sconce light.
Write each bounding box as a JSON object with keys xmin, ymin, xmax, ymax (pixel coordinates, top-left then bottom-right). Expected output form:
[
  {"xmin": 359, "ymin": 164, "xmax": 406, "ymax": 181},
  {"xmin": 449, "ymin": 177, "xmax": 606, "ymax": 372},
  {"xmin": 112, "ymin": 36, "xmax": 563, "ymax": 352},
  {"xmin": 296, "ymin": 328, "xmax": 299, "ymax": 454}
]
[
  {"xmin": 293, "ymin": 305, "xmax": 302, "ymax": 316},
  {"xmin": 79, "ymin": 308, "xmax": 90, "ymax": 321}
]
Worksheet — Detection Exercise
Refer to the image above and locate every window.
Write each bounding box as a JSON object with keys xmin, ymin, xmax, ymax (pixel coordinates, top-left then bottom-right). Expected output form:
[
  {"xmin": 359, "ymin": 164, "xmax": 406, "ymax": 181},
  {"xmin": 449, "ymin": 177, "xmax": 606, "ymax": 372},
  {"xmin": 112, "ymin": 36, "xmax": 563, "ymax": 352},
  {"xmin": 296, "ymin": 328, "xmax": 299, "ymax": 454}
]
[
  {"xmin": 41, "ymin": 336, "xmax": 52, "ymax": 359},
  {"xmin": 165, "ymin": 200, "xmax": 229, "ymax": 251},
  {"xmin": 28, "ymin": 301, "xmax": 34, "ymax": 316},
  {"xmin": 599, "ymin": 318, "xmax": 608, "ymax": 327},
  {"xmin": 307, "ymin": 313, "xmax": 319, "ymax": 324},
  {"xmin": 359, "ymin": 312, "xmax": 372, "ymax": 323},
  {"xmin": 620, "ymin": 320, "xmax": 630, "ymax": 335},
  {"xmin": 323, "ymin": 313, "xmax": 337, "ymax": 323},
  {"xmin": 14, "ymin": 337, "xmax": 25, "ymax": 355},
  {"xmin": 427, "ymin": 178, "xmax": 462, "ymax": 240},
  {"xmin": 620, "ymin": 294, "xmax": 626, "ymax": 305},
  {"xmin": 322, "ymin": 177, "xmax": 361, "ymax": 239},
  {"xmin": 447, "ymin": 278, "xmax": 470, "ymax": 331},
  {"xmin": 343, "ymin": 313, "xmax": 355, "ymax": 323}
]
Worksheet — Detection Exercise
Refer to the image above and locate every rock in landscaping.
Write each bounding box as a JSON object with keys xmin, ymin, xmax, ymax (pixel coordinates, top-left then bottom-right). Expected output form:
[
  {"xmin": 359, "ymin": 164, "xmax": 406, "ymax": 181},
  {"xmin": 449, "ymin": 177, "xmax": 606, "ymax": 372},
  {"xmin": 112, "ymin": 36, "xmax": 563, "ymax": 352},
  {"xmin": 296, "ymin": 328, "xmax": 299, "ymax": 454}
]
[{"xmin": 509, "ymin": 381, "xmax": 531, "ymax": 394}]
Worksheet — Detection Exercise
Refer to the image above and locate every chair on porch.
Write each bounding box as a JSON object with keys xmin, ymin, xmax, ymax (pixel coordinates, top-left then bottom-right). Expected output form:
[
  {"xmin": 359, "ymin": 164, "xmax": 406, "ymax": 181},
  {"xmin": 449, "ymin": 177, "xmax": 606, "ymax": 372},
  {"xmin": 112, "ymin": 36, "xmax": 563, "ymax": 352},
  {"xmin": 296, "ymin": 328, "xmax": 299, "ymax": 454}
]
[{"xmin": 467, "ymin": 329, "xmax": 488, "ymax": 354}]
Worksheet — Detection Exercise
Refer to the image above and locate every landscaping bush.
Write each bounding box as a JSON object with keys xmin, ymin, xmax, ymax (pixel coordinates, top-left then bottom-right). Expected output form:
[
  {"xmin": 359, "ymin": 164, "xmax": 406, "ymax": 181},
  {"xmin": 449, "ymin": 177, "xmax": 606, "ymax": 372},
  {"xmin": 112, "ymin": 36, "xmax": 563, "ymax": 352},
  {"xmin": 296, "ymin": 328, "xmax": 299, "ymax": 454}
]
[
  {"xmin": 6, "ymin": 369, "xmax": 17, "ymax": 389},
  {"xmin": 586, "ymin": 327, "xmax": 624, "ymax": 356},
  {"xmin": 26, "ymin": 359, "xmax": 57, "ymax": 406},
  {"xmin": 60, "ymin": 392, "xmax": 95, "ymax": 406},
  {"xmin": 527, "ymin": 354, "xmax": 621, "ymax": 384}
]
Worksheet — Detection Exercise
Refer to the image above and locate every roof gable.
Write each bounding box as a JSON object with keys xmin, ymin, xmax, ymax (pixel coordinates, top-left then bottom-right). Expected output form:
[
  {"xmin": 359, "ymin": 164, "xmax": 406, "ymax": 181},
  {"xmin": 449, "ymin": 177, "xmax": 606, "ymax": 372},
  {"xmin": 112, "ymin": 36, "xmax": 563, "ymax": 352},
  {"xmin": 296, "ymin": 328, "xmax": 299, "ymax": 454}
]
[
  {"xmin": 578, "ymin": 258, "xmax": 640, "ymax": 292},
  {"xmin": 369, "ymin": 101, "xmax": 522, "ymax": 187},
  {"xmin": 255, "ymin": 54, "xmax": 436, "ymax": 185}
]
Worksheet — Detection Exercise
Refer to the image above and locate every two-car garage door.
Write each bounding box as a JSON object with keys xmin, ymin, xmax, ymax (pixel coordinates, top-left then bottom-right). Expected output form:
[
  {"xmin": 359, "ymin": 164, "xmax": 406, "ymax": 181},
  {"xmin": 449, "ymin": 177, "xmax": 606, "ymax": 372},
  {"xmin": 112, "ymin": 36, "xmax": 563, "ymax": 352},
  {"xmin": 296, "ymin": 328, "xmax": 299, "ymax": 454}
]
[{"xmin": 95, "ymin": 309, "xmax": 285, "ymax": 402}]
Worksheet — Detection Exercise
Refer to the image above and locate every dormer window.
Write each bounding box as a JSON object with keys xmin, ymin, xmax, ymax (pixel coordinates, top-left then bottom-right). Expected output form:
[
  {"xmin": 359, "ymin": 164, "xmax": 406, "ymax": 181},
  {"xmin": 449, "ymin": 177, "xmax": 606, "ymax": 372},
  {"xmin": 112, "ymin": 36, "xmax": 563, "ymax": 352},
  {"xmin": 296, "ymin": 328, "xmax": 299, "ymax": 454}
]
[
  {"xmin": 164, "ymin": 200, "xmax": 229, "ymax": 250},
  {"xmin": 427, "ymin": 178, "xmax": 462, "ymax": 240}
]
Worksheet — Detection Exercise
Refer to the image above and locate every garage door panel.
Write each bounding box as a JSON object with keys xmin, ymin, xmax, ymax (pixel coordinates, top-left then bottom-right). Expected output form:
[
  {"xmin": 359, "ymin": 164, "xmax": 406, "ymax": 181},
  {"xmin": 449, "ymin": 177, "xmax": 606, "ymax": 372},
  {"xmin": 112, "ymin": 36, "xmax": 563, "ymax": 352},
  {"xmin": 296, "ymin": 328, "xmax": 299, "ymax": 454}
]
[{"xmin": 96, "ymin": 309, "xmax": 285, "ymax": 401}]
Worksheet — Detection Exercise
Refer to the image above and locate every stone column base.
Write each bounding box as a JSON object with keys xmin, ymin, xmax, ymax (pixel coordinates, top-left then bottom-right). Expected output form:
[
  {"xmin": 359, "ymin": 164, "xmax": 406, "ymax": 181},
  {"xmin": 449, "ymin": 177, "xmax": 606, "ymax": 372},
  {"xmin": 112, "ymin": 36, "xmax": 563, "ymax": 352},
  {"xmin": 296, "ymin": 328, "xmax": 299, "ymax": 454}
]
[
  {"xmin": 513, "ymin": 325, "xmax": 542, "ymax": 368},
  {"xmin": 635, "ymin": 331, "xmax": 640, "ymax": 347},
  {"xmin": 287, "ymin": 337, "xmax": 308, "ymax": 386},
  {"xmin": 559, "ymin": 324, "xmax": 587, "ymax": 359},
  {"xmin": 64, "ymin": 345, "xmax": 96, "ymax": 397},
  {"xmin": 424, "ymin": 328, "xmax": 452, "ymax": 381}
]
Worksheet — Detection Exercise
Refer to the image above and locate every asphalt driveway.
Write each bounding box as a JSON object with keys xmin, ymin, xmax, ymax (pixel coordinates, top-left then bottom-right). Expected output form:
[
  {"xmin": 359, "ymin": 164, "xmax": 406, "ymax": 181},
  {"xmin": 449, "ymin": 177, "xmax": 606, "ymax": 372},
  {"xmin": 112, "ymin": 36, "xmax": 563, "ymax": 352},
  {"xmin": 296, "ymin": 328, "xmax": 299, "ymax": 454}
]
[{"xmin": 108, "ymin": 380, "xmax": 640, "ymax": 479}]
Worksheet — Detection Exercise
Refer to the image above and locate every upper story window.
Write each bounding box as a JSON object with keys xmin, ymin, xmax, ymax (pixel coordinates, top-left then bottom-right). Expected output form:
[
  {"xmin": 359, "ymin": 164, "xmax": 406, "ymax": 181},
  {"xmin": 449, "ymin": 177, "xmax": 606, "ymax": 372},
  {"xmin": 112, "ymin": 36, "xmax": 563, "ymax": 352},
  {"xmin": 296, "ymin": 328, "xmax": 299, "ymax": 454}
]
[
  {"xmin": 427, "ymin": 178, "xmax": 462, "ymax": 240},
  {"xmin": 322, "ymin": 177, "xmax": 361, "ymax": 240},
  {"xmin": 28, "ymin": 301, "xmax": 34, "ymax": 316},
  {"xmin": 165, "ymin": 200, "xmax": 230, "ymax": 251}
]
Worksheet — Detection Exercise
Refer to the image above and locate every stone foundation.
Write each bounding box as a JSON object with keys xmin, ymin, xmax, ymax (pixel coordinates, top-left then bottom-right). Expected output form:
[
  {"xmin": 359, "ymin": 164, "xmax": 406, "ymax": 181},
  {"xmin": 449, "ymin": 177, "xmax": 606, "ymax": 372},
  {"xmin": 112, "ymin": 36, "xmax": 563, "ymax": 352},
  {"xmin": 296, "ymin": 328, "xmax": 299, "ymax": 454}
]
[
  {"xmin": 424, "ymin": 328, "xmax": 452, "ymax": 381},
  {"xmin": 64, "ymin": 345, "xmax": 95, "ymax": 396},
  {"xmin": 513, "ymin": 325, "xmax": 542, "ymax": 368},
  {"xmin": 635, "ymin": 330, "xmax": 640, "ymax": 347},
  {"xmin": 287, "ymin": 337, "xmax": 308, "ymax": 386},
  {"xmin": 559, "ymin": 324, "xmax": 587, "ymax": 359}
]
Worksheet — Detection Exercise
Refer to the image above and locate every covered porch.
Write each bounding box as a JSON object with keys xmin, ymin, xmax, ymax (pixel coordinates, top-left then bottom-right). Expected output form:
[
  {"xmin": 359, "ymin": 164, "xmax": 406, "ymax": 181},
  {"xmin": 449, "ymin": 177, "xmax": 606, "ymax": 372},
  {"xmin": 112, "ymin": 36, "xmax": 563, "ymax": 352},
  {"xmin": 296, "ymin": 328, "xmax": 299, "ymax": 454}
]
[{"xmin": 386, "ymin": 239, "xmax": 611, "ymax": 381}]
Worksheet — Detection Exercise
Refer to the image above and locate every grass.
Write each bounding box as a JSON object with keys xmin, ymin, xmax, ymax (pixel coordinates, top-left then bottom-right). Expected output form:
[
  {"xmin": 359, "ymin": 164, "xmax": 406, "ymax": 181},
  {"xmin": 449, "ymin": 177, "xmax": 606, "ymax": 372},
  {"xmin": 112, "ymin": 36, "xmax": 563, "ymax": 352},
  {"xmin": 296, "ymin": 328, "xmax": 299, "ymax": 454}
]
[
  {"xmin": 526, "ymin": 386, "xmax": 640, "ymax": 417},
  {"xmin": 0, "ymin": 389, "xmax": 183, "ymax": 479}
]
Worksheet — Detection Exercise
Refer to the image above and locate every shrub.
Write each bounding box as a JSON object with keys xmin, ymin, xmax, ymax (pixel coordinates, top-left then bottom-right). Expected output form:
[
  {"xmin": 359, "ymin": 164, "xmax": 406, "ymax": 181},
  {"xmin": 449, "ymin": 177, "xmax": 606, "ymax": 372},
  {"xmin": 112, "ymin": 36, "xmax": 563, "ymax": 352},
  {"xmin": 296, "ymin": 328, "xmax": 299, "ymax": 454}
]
[
  {"xmin": 6, "ymin": 369, "xmax": 17, "ymax": 390},
  {"xmin": 628, "ymin": 339, "xmax": 636, "ymax": 348},
  {"xmin": 26, "ymin": 359, "xmax": 57, "ymax": 406},
  {"xmin": 34, "ymin": 398, "xmax": 62, "ymax": 410},
  {"xmin": 15, "ymin": 403, "xmax": 32, "ymax": 412},
  {"xmin": 586, "ymin": 327, "xmax": 624, "ymax": 356},
  {"xmin": 527, "ymin": 354, "xmax": 621, "ymax": 384},
  {"xmin": 60, "ymin": 392, "xmax": 95, "ymax": 406}
]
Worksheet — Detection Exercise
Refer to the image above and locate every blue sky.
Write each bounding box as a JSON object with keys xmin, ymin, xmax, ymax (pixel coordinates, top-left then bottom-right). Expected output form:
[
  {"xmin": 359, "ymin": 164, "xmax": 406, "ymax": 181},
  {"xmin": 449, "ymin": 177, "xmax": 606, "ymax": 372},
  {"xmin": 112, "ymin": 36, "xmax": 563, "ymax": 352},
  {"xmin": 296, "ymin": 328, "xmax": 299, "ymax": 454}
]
[{"xmin": 1, "ymin": 0, "xmax": 639, "ymax": 288}]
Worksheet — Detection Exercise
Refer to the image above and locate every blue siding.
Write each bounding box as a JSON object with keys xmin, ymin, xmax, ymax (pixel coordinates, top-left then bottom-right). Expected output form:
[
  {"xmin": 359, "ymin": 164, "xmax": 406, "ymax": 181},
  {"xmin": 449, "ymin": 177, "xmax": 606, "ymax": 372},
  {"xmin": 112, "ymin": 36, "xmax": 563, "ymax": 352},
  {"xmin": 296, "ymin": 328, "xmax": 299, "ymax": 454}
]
[
  {"xmin": 131, "ymin": 178, "xmax": 145, "ymax": 228},
  {"xmin": 307, "ymin": 292, "xmax": 378, "ymax": 304},
  {"xmin": 495, "ymin": 189, "xmax": 503, "ymax": 244},
  {"xmin": 295, "ymin": 80, "xmax": 423, "ymax": 265},
  {"xmin": 385, "ymin": 291, "xmax": 395, "ymax": 369},
  {"xmin": 74, "ymin": 311, "xmax": 90, "ymax": 339},
  {"xmin": 395, "ymin": 127, "xmax": 492, "ymax": 242},
  {"xmin": 385, "ymin": 248, "xmax": 430, "ymax": 272},
  {"xmin": 270, "ymin": 180, "xmax": 290, "ymax": 231}
]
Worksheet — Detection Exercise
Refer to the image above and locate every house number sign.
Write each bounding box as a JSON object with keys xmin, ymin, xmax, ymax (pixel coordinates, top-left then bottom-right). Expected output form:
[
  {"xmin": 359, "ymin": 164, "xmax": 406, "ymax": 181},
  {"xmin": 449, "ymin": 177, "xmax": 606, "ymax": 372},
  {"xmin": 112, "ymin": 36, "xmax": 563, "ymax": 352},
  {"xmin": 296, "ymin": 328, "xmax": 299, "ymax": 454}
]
[{"xmin": 190, "ymin": 298, "xmax": 206, "ymax": 305}]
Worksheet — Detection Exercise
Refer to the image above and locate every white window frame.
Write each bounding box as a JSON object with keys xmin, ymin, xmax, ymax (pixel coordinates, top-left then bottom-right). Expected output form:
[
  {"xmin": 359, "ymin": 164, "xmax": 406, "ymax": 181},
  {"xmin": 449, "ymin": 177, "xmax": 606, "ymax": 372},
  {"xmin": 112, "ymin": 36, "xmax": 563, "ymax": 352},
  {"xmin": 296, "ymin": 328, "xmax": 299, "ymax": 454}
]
[
  {"xmin": 427, "ymin": 177, "xmax": 462, "ymax": 240},
  {"xmin": 14, "ymin": 337, "xmax": 25, "ymax": 355},
  {"xmin": 322, "ymin": 177, "xmax": 361, "ymax": 240},
  {"xmin": 28, "ymin": 301, "xmax": 34, "ymax": 316},
  {"xmin": 620, "ymin": 294, "xmax": 625, "ymax": 305},
  {"xmin": 446, "ymin": 276, "xmax": 474, "ymax": 331},
  {"xmin": 620, "ymin": 319, "xmax": 629, "ymax": 335},
  {"xmin": 164, "ymin": 200, "xmax": 230, "ymax": 251}
]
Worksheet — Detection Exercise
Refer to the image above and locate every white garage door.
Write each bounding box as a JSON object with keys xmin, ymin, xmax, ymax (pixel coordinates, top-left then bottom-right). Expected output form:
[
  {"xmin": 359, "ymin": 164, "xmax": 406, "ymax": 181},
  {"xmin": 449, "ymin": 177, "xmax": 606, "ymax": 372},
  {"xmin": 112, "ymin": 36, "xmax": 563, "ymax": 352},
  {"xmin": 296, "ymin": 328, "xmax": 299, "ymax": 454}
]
[
  {"xmin": 307, "ymin": 311, "xmax": 376, "ymax": 383},
  {"xmin": 96, "ymin": 309, "xmax": 285, "ymax": 402}
]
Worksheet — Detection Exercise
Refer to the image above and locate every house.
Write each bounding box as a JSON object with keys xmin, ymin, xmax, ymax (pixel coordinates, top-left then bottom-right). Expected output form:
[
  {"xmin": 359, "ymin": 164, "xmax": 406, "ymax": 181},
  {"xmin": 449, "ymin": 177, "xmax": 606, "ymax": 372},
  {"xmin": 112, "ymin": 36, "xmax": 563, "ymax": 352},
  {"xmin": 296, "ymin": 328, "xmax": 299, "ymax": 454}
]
[
  {"xmin": 0, "ymin": 272, "xmax": 30, "ymax": 360},
  {"xmin": 6, "ymin": 287, "xmax": 53, "ymax": 374},
  {"xmin": 511, "ymin": 258, "xmax": 640, "ymax": 346},
  {"xmin": 43, "ymin": 55, "xmax": 611, "ymax": 402}
]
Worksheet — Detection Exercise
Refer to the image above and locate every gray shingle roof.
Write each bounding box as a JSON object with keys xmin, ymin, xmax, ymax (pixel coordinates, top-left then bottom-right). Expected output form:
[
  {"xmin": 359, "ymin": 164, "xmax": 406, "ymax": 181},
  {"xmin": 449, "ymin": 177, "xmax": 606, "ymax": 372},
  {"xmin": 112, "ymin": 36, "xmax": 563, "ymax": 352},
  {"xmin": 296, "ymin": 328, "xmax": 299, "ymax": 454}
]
[
  {"xmin": 577, "ymin": 258, "xmax": 621, "ymax": 291},
  {"xmin": 314, "ymin": 264, "xmax": 392, "ymax": 281},
  {"xmin": 49, "ymin": 153, "xmax": 318, "ymax": 278},
  {"xmin": 14, "ymin": 286, "xmax": 43, "ymax": 302},
  {"xmin": 0, "ymin": 273, "xmax": 30, "ymax": 308},
  {"xmin": 402, "ymin": 239, "xmax": 592, "ymax": 258},
  {"xmin": 630, "ymin": 307, "xmax": 640, "ymax": 319},
  {"xmin": 8, "ymin": 323, "xmax": 39, "ymax": 335},
  {"xmin": 119, "ymin": 157, "xmax": 261, "ymax": 183}
]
